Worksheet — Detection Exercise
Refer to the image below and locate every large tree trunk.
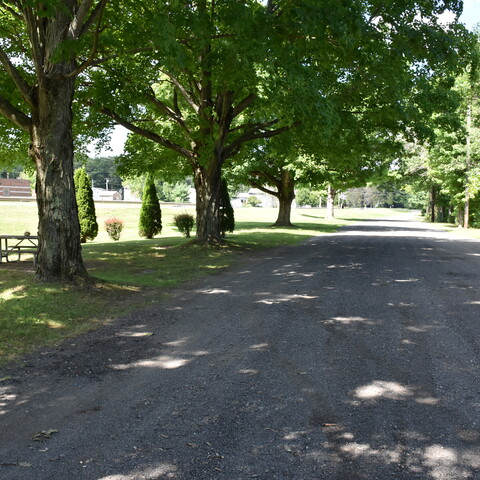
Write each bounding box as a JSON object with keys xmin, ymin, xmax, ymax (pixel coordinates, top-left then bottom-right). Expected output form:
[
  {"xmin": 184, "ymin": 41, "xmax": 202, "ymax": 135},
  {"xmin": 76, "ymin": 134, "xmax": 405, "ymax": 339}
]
[
  {"xmin": 194, "ymin": 165, "xmax": 223, "ymax": 244},
  {"xmin": 30, "ymin": 73, "xmax": 89, "ymax": 283},
  {"xmin": 273, "ymin": 170, "xmax": 295, "ymax": 227},
  {"xmin": 326, "ymin": 184, "xmax": 336, "ymax": 219}
]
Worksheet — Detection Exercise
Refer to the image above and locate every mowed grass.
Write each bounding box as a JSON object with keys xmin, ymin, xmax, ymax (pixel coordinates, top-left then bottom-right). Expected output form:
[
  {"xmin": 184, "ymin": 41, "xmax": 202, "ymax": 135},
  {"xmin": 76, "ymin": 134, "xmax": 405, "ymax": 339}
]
[{"xmin": 0, "ymin": 200, "xmax": 411, "ymax": 366}]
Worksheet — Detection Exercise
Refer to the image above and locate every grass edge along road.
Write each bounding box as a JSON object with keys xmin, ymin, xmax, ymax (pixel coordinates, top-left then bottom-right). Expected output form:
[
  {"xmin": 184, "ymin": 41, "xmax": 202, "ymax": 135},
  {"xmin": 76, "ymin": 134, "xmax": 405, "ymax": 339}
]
[{"xmin": 0, "ymin": 204, "xmax": 423, "ymax": 367}]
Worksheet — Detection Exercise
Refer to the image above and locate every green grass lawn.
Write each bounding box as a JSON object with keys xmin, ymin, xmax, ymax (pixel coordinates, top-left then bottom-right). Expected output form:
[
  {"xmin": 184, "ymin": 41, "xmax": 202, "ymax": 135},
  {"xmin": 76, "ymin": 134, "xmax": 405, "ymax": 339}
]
[{"xmin": 0, "ymin": 201, "xmax": 413, "ymax": 366}]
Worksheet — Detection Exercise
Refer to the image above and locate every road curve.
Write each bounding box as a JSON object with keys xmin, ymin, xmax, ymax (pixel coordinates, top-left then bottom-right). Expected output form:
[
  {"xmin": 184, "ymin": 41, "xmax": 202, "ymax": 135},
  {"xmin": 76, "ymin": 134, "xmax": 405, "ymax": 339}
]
[{"xmin": 1, "ymin": 213, "xmax": 479, "ymax": 479}]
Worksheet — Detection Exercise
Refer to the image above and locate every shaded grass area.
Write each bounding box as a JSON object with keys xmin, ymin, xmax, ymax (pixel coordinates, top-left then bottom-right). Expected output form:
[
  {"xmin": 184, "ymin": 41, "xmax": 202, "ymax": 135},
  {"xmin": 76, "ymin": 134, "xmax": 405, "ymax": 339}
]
[
  {"xmin": 0, "ymin": 204, "xmax": 411, "ymax": 367},
  {"xmin": 0, "ymin": 268, "xmax": 144, "ymax": 366}
]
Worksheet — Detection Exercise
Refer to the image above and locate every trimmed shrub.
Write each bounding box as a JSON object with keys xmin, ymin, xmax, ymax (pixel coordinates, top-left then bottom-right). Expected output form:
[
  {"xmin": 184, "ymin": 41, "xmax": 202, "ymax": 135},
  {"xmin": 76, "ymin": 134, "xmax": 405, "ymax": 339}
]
[
  {"xmin": 105, "ymin": 218, "xmax": 124, "ymax": 241},
  {"xmin": 219, "ymin": 178, "xmax": 234, "ymax": 237},
  {"xmin": 139, "ymin": 176, "xmax": 162, "ymax": 239},
  {"xmin": 74, "ymin": 167, "xmax": 98, "ymax": 243},
  {"xmin": 174, "ymin": 212, "xmax": 195, "ymax": 238}
]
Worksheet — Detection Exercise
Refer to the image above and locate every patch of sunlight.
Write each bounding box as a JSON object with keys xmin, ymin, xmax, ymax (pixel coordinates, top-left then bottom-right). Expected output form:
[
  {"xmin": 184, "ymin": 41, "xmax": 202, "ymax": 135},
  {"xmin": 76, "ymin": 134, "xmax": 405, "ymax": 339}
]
[
  {"xmin": 0, "ymin": 391, "xmax": 18, "ymax": 414},
  {"xmin": 272, "ymin": 270, "xmax": 315, "ymax": 278},
  {"xmin": 256, "ymin": 293, "xmax": 318, "ymax": 305},
  {"xmin": 354, "ymin": 380, "xmax": 412, "ymax": 400},
  {"xmin": 405, "ymin": 325, "xmax": 428, "ymax": 333},
  {"xmin": 326, "ymin": 316, "xmax": 372, "ymax": 325},
  {"xmin": 326, "ymin": 263, "xmax": 363, "ymax": 269},
  {"xmin": 339, "ymin": 442, "xmax": 402, "ymax": 464},
  {"xmin": 118, "ymin": 331, "xmax": 155, "ymax": 338},
  {"xmin": 238, "ymin": 368, "xmax": 259, "ymax": 375},
  {"xmin": 196, "ymin": 288, "xmax": 231, "ymax": 294},
  {"xmin": 423, "ymin": 445, "xmax": 475, "ymax": 480},
  {"xmin": 99, "ymin": 463, "xmax": 179, "ymax": 480},
  {"xmin": 204, "ymin": 264, "xmax": 226, "ymax": 269},
  {"xmin": 112, "ymin": 355, "xmax": 191, "ymax": 370},
  {"xmin": 164, "ymin": 337, "xmax": 189, "ymax": 347},
  {"xmin": 46, "ymin": 320, "xmax": 65, "ymax": 329},
  {"xmin": 415, "ymin": 396, "xmax": 440, "ymax": 406},
  {"xmin": 284, "ymin": 430, "xmax": 310, "ymax": 441},
  {"xmin": 0, "ymin": 285, "xmax": 27, "ymax": 300},
  {"xmin": 388, "ymin": 302, "xmax": 415, "ymax": 307}
]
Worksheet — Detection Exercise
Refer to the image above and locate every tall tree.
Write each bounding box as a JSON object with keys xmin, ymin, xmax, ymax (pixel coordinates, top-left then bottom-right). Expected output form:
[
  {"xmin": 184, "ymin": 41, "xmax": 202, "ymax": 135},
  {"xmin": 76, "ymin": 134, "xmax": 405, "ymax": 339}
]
[
  {"xmin": 105, "ymin": 1, "xmax": 469, "ymax": 233},
  {"xmin": 0, "ymin": 0, "xmax": 109, "ymax": 282},
  {"xmin": 93, "ymin": 0, "xmax": 368, "ymax": 243}
]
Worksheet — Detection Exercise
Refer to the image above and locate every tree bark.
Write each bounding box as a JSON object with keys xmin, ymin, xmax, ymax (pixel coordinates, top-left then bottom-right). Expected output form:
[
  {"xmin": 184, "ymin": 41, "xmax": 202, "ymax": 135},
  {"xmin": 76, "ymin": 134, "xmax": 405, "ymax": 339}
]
[
  {"xmin": 326, "ymin": 184, "xmax": 336, "ymax": 219},
  {"xmin": 430, "ymin": 185, "xmax": 436, "ymax": 223},
  {"xmin": 31, "ymin": 73, "xmax": 89, "ymax": 283},
  {"xmin": 194, "ymin": 164, "xmax": 223, "ymax": 244},
  {"xmin": 272, "ymin": 170, "xmax": 295, "ymax": 227}
]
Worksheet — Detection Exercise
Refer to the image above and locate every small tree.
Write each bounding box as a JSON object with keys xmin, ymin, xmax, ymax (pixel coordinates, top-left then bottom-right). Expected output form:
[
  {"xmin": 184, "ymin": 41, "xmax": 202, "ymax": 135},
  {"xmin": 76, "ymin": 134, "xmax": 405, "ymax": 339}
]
[
  {"xmin": 219, "ymin": 179, "xmax": 235, "ymax": 237},
  {"xmin": 74, "ymin": 168, "xmax": 98, "ymax": 243},
  {"xmin": 139, "ymin": 176, "xmax": 162, "ymax": 238}
]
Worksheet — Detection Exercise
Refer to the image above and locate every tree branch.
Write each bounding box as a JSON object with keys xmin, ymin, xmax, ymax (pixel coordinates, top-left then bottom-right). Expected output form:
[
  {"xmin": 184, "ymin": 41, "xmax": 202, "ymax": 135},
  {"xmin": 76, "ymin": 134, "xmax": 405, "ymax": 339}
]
[
  {"xmin": 67, "ymin": 0, "xmax": 108, "ymax": 77},
  {"xmin": 145, "ymin": 88, "xmax": 191, "ymax": 135},
  {"xmin": 69, "ymin": 0, "xmax": 95, "ymax": 39},
  {"xmin": 248, "ymin": 174, "xmax": 279, "ymax": 197},
  {"xmin": 232, "ymin": 93, "xmax": 256, "ymax": 118},
  {"xmin": 78, "ymin": 0, "xmax": 108, "ymax": 38},
  {"xmin": 224, "ymin": 121, "xmax": 294, "ymax": 159},
  {"xmin": 160, "ymin": 69, "xmax": 199, "ymax": 113},
  {"xmin": 0, "ymin": 45, "xmax": 33, "ymax": 107},
  {"xmin": 250, "ymin": 169, "xmax": 281, "ymax": 189},
  {"xmin": 0, "ymin": 94, "xmax": 32, "ymax": 132},
  {"xmin": 0, "ymin": 3, "xmax": 22, "ymax": 20},
  {"xmin": 98, "ymin": 105, "xmax": 194, "ymax": 160}
]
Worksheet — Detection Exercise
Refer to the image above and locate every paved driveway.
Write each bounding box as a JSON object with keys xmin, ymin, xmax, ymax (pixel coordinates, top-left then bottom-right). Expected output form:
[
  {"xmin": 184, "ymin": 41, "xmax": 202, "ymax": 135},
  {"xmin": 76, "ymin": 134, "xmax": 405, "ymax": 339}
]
[{"xmin": 1, "ymin": 213, "xmax": 479, "ymax": 479}]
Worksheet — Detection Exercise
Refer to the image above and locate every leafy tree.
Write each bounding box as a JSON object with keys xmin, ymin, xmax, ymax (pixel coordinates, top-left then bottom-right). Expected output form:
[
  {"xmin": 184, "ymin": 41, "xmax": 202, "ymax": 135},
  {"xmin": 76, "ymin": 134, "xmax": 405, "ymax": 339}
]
[
  {"xmin": 74, "ymin": 168, "xmax": 98, "ymax": 243},
  {"xmin": 75, "ymin": 157, "xmax": 123, "ymax": 191},
  {"xmin": 219, "ymin": 179, "xmax": 234, "ymax": 237},
  {"xmin": 94, "ymin": 0, "xmax": 382, "ymax": 243},
  {"xmin": 161, "ymin": 181, "xmax": 191, "ymax": 203},
  {"xmin": 0, "ymin": 0, "xmax": 115, "ymax": 282},
  {"xmin": 139, "ymin": 176, "xmax": 162, "ymax": 239},
  {"xmin": 296, "ymin": 189, "xmax": 322, "ymax": 208}
]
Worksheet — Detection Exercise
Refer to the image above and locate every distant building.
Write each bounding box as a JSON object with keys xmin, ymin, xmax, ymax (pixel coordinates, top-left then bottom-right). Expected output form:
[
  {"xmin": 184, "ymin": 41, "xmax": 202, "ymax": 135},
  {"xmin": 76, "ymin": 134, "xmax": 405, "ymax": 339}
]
[
  {"xmin": 123, "ymin": 186, "xmax": 141, "ymax": 202},
  {"xmin": 232, "ymin": 188, "xmax": 278, "ymax": 208},
  {"xmin": 0, "ymin": 179, "xmax": 32, "ymax": 198},
  {"xmin": 92, "ymin": 187, "xmax": 122, "ymax": 201}
]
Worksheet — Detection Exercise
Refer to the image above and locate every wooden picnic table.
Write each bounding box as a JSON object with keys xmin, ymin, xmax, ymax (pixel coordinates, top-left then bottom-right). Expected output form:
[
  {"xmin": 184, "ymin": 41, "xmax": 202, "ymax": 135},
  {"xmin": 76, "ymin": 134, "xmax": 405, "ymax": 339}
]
[{"xmin": 0, "ymin": 234, "xmax": 39, "ymax": 265}]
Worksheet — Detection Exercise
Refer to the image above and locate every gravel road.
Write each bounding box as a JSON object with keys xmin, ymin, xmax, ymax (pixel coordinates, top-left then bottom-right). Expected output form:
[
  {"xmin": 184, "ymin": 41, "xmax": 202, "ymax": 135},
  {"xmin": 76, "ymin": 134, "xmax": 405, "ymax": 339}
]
[{"xmin": 1, "ymin": 212, "xmax": 479, "ymax": 480}]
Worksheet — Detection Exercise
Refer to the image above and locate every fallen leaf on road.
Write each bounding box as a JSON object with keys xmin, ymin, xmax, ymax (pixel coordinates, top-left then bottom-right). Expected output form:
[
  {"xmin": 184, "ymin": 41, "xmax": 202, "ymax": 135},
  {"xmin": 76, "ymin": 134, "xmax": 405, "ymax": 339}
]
[{"xmin": 33, "ymin": 429, "xmax": 58, "ymax": 441}]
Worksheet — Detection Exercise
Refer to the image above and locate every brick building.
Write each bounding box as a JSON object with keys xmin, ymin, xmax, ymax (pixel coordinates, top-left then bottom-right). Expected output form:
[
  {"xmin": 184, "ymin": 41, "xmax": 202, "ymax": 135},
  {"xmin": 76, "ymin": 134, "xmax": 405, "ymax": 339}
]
[{"xmin": 0, "ymin": 179, "xmax": 32, "ymax": 198}]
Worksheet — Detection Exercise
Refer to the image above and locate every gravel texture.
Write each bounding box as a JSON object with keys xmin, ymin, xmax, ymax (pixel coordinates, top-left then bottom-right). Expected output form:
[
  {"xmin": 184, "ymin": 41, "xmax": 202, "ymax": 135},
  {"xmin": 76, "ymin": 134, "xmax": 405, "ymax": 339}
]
[{"xmin": 1, "ymin": 213, "xmax": 479, "ymax": 480}]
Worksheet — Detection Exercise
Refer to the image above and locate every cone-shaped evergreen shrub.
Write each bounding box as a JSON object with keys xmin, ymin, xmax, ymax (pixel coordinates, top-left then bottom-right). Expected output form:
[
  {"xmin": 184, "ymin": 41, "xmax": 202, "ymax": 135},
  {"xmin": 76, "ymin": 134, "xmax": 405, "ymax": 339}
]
[
  {"xmin": 139, "ymin": 176, "xmax": 162, "ymax": 239},
  {"xmin": 74, "ymin": 167, "xmax": 98, "ymax": 243},
  {"xmin": 219, "ymin": 179, "xmax": 234, "ymax": 237}
]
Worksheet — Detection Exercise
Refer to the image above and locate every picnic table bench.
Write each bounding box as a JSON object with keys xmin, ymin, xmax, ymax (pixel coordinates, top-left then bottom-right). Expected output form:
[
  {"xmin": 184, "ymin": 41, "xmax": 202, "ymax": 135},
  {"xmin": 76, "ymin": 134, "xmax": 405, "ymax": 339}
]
[{"xmin": 0, "ymin": 235, "xmax": 39, "ymax": 266}]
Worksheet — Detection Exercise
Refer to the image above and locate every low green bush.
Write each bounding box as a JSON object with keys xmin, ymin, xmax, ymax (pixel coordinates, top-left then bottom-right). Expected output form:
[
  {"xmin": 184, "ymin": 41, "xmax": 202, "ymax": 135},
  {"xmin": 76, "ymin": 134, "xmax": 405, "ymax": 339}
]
[{"xmin": 174, "ymin": 212, "xmax": 195, "ymax": 237}]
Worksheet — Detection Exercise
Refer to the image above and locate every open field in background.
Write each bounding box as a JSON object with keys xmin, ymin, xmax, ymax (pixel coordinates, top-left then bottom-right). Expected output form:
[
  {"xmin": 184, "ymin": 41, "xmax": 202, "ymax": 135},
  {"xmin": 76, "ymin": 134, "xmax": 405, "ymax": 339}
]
[{"xmin": 0, "ymin": 202, "xmax": 428, "ymax": 366}]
